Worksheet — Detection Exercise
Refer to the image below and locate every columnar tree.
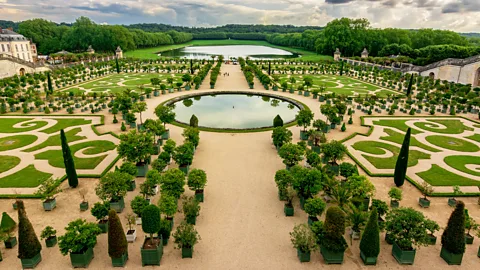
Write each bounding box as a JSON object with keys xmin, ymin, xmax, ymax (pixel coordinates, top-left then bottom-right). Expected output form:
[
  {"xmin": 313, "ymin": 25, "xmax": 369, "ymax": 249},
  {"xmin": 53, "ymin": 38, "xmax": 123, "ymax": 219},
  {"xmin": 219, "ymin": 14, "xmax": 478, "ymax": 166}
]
[
  {"xmin": 394, "ymin": 128, "xmax": 411, "ymax": 187},
  {"xmin": 108, "ymin": 210, "xmax": 128, "ymax": 259},
  {"xmin": 47, "ymin": 72, "xmax": 53, "ymax": 96},
  {"xmin": 17, "ymin": 200, "xmax": 42, "ymax": 261},
  {"xmin": 359, "ymin": 208, "xmax": 380, "ymax": 263},
  {"xmin": 115, "ymin": 58, "xmax": 120, "ymax": 74},
  {"xmin": 190, "ymin": 115, "xmax": 199, "ymax": 127},
  {"xmin": 406, "ymin": 74, "xmax": 414, "ymax": 96},
  {"xmin": 441, "ymin": 201, "xmax": 466, "ymax": 256},
  {"xmin": 61, "ymin": 129, "xmax": 78, "ymax": 188}
]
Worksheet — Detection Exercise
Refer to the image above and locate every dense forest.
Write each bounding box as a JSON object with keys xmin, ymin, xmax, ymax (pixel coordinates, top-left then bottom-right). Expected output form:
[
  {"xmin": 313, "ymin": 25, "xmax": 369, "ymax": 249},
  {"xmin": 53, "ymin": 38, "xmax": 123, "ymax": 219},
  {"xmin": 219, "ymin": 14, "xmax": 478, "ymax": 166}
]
[{"xmin": 1, "ymin": 17, "xmax": 479, "ymax": 66}]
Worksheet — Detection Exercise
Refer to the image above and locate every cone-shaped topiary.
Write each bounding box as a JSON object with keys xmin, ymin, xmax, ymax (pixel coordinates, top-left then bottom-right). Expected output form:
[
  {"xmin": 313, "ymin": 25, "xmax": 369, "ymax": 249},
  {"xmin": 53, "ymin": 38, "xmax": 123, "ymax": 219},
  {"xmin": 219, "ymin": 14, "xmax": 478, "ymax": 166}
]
[
  {"xmin": 189, "ymin": 114, "xmax": 199, "ymax": 128},
  {"xmin": 441, "ymin": 201, "xmax": 466, "ymax": 254},
  {"xmin": 360, "ymin": 208, "xmax": 380, "ymax": 258},
  {"xmin": 0, "ymin": 212, "xmax": 16, "ymax": 232},
  {"xmin": 61, "ymin": 129, "xmax": 78, "ymax": 188},
  {"xmin": 108, "ymin": 210, "xmax": 128, "ymax": 258},
  {"xmin": 394, "ymin": 128, "xmax": 410, "ymax": 187},
  {"xmin": 273, "ymin": 115, "xmax": 283, "ymax": 127},
  {"xmin": 406, "ymin": 74, "xmax": 414, "ymax": 97},
  {"xmin": 17, "ymin": 200, "xmax": 42, "ymax": 259}
]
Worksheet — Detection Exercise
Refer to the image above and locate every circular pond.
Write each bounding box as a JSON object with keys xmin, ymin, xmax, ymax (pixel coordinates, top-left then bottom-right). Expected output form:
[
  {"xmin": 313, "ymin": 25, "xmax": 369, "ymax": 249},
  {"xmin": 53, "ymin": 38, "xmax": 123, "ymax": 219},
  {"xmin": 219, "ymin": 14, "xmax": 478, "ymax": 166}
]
[{"xmin": 169, "ymin": 92, "xmax": 301, "ymax": 130}]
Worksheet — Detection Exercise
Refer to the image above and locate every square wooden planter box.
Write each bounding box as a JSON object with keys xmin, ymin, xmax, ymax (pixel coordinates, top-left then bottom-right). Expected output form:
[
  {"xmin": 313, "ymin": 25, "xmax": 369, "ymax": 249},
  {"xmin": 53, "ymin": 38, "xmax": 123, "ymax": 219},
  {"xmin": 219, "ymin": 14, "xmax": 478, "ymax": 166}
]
[
  {"xmin": 320, "ymin": 245, "xmax": 344, "ymax": 264},
  {"xmin": 392, "ymin": 242, "xmax": 416, "ymax": 265},
  {"xmin": 141, "ymin": 238, "xmax": 163, "ymax": 266},
  {"xmin": 20, "ymin": 252, "xmax": 42, "ymax": 269},
  {"xmin": 70, "ymin": 247, "xmax": 94, "ymax": 268},
  {"xmin": 284, "ymin": 204, "xmax": 294, "ymax": 216},
  {"xmin": 440, "ymin": 247, "xmax": 463, "ymax": 265},
  {"xmin": 127, "ymin": 180, "xmax": 136, "ymax": 191},
  {"xmin": 4, "ymin": 236, "xmax": 17, "ymax": 248},
  {"xmin": 80, "ymin": 201, "xmax": 89, "ymax": 211},
  {"xmin": 182, "ymin": 247, "xmax": 194, "ymax": 258},
  {"xmin": 111, "ymin": 252, "xmax": 128, "ymax": 267},
  {"xmin": 136, "ymin": 163, "xmax": 148, "ymax": 177},
  {"xmin": 419, "ymin": 198, "xmax": 430, "ymax": 208},
  {"xmin": 98, "ymin": 220, "xmax": 109, "ymax": 233},
  {"xmin": 43, "ymin": 198, "xmax": 56, "ymax": 211},
  {"xmin": 195, "ymin": 190, "xmax": 204, "ymax": 202},
  {"xmin": 110, "ymin": 197, "xmax": 125, "ymax": 213},
  {"xmin": 360, "ymin": 250, "xmax": 377, "ymax": 265},
  {"xmin": 45, "ymin": 236, "xmax": 57, "ymax": 247},
  {"xmin": 297, "ymin": 249, "xmax": 310, "ymax": 262}
]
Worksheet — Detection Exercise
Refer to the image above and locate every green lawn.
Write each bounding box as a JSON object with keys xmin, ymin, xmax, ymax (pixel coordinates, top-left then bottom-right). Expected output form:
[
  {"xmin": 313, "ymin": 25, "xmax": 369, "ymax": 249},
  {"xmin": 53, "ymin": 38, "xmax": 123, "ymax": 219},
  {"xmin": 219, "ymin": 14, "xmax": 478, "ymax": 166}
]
[
  {"xmin": 425, "ymin": 135, "xmax": 479, "ymax": 152},
  {"xmin": 23, "ymin": 128, "xmax": 86, "ymax": 152},
  {"xmin": 466, "ymin": 134, "xmax": 480, "ymax": 143},
  {"xmin": 35, "ymin": 140, "xmax": 116, "ymax": 169},
  {"xmin": 125, "ymin": 40, "xmax": 332, "ymax": 62},
  {"xmin": 444, "ymin": 155, "xmax": 480, "ymax": 177},
  {"xmin": 352, "ymin": 141, "xmax": 430, "ymax": 169},
  {"xmin": 372, "ymin": 120, "xmax": 422, "ymax": 134},
  {"xmin": 414, "ymin": 120, "xmax": 474, "ymax": 134},
  {"xmin": 41, "ymin": 119, "xmax": 92, "ymax": 134},
  {"xmin": 0, "ymin": 135, "xmax": 37, "ymax": 151},
  {"xmin": 0, "ymin": 165, "xmax": 52, "ymax": 188},
  {"xmin": 380, "ymin": 129, "xmax": 440, "ymax": 152},
  {"xmin": 0, "ymin": 118, "xmax": 48, "ymax": 133},
  {"xmin": 0, "ymin": 156, "xmax": 20, "ymax": 173},
  {"xmin": 417, "ymin": 164, "xmax": 480, "ymax": 186}
]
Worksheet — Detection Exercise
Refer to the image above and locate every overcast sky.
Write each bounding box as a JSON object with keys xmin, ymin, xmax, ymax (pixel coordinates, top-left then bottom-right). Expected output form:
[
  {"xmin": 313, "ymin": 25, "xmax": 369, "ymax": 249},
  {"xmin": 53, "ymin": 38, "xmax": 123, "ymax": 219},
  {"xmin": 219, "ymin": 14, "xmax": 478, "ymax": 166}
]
[{"xmin": 1, "ymin": 0, "xmax": 479, "ymax": 32}]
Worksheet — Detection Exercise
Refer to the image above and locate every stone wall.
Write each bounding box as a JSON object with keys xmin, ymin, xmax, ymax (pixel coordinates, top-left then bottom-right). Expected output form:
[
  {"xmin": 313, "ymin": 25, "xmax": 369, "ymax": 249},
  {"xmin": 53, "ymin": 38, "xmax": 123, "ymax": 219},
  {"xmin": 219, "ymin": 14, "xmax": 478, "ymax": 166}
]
[{"xmin": 0, "ymin": 59, "xmax": 50, "ymax": 78}]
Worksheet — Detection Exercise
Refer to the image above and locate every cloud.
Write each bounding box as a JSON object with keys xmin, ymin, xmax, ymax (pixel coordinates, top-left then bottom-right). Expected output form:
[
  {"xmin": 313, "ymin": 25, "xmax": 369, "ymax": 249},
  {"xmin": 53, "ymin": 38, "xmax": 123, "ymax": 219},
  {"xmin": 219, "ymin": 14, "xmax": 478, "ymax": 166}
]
[{"xmin": 0, "ymin": 0, "xmax": 479, "ymax": 32}]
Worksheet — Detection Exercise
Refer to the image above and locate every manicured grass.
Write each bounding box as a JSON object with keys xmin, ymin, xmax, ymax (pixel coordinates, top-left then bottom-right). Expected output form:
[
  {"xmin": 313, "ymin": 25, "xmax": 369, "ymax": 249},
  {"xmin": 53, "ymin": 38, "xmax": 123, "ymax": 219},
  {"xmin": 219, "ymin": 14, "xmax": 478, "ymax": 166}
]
[
  {"xmin": 34, "ymin": 140, "xmax": 116, "ymax": 169},
  {"xmin": 0, "ymin": 165, "xmax": 52, "ymax": 188},
  {"xmin": 0, "ymin": 135, "xmax": 37, "ymax": 151},
  {"xmin": 414, "ymin": 120, "xmax": 474, "ymax": 134},
  {"xmin": 0, "ymin": 118, "xmax": 48, "ymax": 133},
  {"xmin": 425, "ymin": 135, "xmax": 479, "ymax": 152},
  {"xmin": 352, "ymin": 141, "xmax": 431, "ymax": 169},
  {"xmin": 372, "ymin": 120, "xmax": 422, "ymax": 134},
  {"xmin": 417, "ymin": 164, "xmax": 480, "ymax": 186},
  {"xmin": 77, "ymin": 73, "xmax": 183, "ymax": 93},
  {"xmin": 444, "ymin": 155, "xmax": 480, "ymax": 177},
  {"xmin": 23, "ymin": 128, "xmax": 86, "ymax": 152},
  {"xmin": 41, "ymin": 119, "xmax": 92, "ymax": 134},
  {"xmin": 0, "ymin": 156, "xmax": 20, "ymax": 173},
  {"xmin": 380, "ymin": 129, "xmax": 440, "ymax": 152},
  {"xmin": 125, "ymin": 40, "xmax": 332, "ymax": 62},
  {"xmin": 466, "ymin": 134, "xmax": 480, "ymax": 143}
]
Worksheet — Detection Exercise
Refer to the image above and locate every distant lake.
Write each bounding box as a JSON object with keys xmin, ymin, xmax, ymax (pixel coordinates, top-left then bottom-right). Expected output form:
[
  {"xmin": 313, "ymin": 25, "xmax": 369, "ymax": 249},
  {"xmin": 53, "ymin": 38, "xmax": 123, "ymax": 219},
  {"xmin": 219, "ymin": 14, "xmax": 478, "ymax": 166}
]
[{"xmin": 159, "ymin": 45, "xmax": 299, "ymax": 59}]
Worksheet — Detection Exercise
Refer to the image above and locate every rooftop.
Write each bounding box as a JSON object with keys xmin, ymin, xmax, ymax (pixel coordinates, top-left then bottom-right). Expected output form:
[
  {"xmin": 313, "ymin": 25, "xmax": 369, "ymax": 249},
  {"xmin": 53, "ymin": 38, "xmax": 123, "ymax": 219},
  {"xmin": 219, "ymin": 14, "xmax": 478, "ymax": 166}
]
[{"xmin": 0, "ymin": 28, "xmax": 28, "ymax": 42}]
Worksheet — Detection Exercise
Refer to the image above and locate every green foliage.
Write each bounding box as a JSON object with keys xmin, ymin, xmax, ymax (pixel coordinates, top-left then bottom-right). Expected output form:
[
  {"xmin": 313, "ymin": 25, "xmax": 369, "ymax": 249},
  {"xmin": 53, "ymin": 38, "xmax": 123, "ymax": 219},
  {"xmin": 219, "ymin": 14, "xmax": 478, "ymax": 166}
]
[
  {"xmin": 161, "ymin": 168, "xmax": 186, "ymax": 198},
  {"xmin": 182, "ymin": 127, "xmax": 200, "ymax": 147},
  {"xmin": 187, "ymin": 169, "xmax": 207, "ymax": 191},
  {"xmin": 154, "ymin": 105, "xmax": 176, "ymax": 127},
  {"xmin": 118, "ymin": 129, "xmax": 153, "ymax": 164},
  {"xmin": 158, "ymin": 194, "xmax": 177, "ymax": 217},
  {"xmin": 273, "ymin": 115, "xmax": 283, "ymax": 127},
  {"xmin": 388, "ymin": 187, "xmax": 403, "ymax": 201},
  {"xmin": 360, "ymin": 208, "xmax": 380, "ymax": 258},
  {"xmin": 321, "ymin": 206, "xmax": 347, "ymax": 252},
  {"xmin": 341, "ymin": 122, "xmax": 346, "ymax": 132},
  {"xmin": 339, "ymin": 162, "xmax": 358, "ymax": 179},
  {"xmin": 189, "ymin": 114, "xmax": 199, "ymax": 128},
  {"xmin": 118, "ymin": 162, "xmax": 137, "ymax": 177},
  {"xmin": 163, "ymin": 139, "xmax": 176, "ymax": 154},
  {"xmin": 271, "ymin": 127, "xmax": 292, "ymax": 148},
  {"xmin": 159, "ymin": 218, "xmax": 172, "ymax": 241},
  {"xmin": 142, "ymin": 205, "xmax": 161, "ymax": 241},
  {"xmin": 306, "ymin": 151, "xmax": 321, "ymax": 167},
  {"xmin": 321, "ymin": 140, "xmax": 347, "ymax": 165},
  {"xmin": 91, "ymin": 202, "xmax": 110, "ymax": 221},
  {"xmin": 345, "ymin": 175, "xmax": 375, "ymax": 198},
  {"xmin": 95, "ymin": 171, "xmax": 132, "ymax": 201},
  {"xmin": 40, "ymin": 226, "xmax": 57, "ymax": 240},
  {"xmin": 151, "ymin": 158, "xmax": 167, "ymax": 172},
  {"xmin": 58, "ymin": 219, "xmax": 101, "ymax": 255},
  {"xmin": 61, "ymin": 129, "xmax": 78, "ymax": 188},
  {"xmin": 0, "ymin": 212, "xmax": 16, "ymax": 233},
  {"xmin": 304, "ymin": 197, "xmax": 326, "ymax": 217},
  {"xmin": 290, "ymin": 223, "xmax": 317, "ymax": 253},
  {"xmin": 278, "ymin": 143, "xmax": 304, "ymax": 167},
  {"xmin": 182, "ymin": 195, "xmax": 201, "ymax": 219},
  {"xmin": 34, "ymin": 177, "xmax": 62, "ymax": 200},
  {"xmin": 441, "ymin": 201, "xmax": 466, "ymax": 254},
  {"xmin": 291, "ymin": 167, "xmax": 324, "ymax": 199},
  {"xmin": 394, "ymin": 128, "xmax": 411, "ymax": 187},
  {"xmin": 121, "ymin": 122, "xmax": 126, "ymax": 131},
  {"xmin": 108, "ymin": 210, "xmax": 128, "ymax": 258},
  {"xmin": 295, "ymin": 109, "xmax": 314, "ymax": 131},
  {"xmin": 173, "ymin": 143, "xmax": 194, "ymax": 166},
  {"xmin": 274, "ymin": 169, "xmax": 294, "ymax": 191},
  {"xmin": 385, "ymin": 207, "xmax": 431, "ymax": 250},
  {"xmin": 130, "ymin": 196, "xmax": 149, "ymax": 217},
  {"xmin": 17, "ymin": 200, "xmax": 42, "ymax": 259},
  {"xmin": 173, "ymin": 221, "xmax": 200, "ymax": 249},
  {"xmin": 143, "ymin": 119, "xmax": 166, "ymax": 141},
  {"xmin": 370, "ymin": 199, "xmax": 389, "ymax": 218}
]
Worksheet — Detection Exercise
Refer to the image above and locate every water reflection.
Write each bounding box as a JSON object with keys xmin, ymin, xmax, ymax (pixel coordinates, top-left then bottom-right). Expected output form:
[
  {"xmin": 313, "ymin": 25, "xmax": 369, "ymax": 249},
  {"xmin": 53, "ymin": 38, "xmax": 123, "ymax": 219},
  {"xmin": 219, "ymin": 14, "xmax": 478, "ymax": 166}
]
[{"xmin": 160, "ymin": 45, "xmax": 299, "ymax": 60}]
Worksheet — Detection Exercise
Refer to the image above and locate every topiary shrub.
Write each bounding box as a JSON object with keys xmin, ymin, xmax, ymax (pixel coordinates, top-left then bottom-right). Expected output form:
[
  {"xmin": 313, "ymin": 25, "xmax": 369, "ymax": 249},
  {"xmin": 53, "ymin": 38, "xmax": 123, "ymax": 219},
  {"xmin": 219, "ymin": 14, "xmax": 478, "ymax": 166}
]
[
  {"xmin": 273, "ymin": 114, "xmax": 284, "ymax": 127},
  {"xmin": 131, "ymin": 196, "xmax": 149, "ymax": 217},
  {"xmin": 142, "ymin": 205, "xmax": 161, "ymax": 245},
  {"xmin": 441, "ymin": 201, "xmax": 466, "ymax": 254},
  {"xmin": 320, "ymin": 206, "xmax": 347, "ymax": 252},
  {"xmin": 189, "ymin": 114, "xmax": 198, "ymax": 127},
  {"xmin": 0, "ymin": 212, "xmax": 16, "ymax": 232},
  {"xmin": 17, "ymin": 200, "xmax": 42, "ymax": 259},
  {"xmin": 360, "ymin": 208, "xmax": 380, "ymax": 258},
  {"xmin": 304, "ymin": 198, "xmax": 326, "ymax": 218},
  {"xmin": 158, "ymin": 194, "xmax": 177, "ymax": 218},
  {"xmin": 118, "ymin": 162, "xmax": 137, "ymax": 177},
  {"xmin": 108, "ymin": 210, "xmax": 128, "ymax": 258}
]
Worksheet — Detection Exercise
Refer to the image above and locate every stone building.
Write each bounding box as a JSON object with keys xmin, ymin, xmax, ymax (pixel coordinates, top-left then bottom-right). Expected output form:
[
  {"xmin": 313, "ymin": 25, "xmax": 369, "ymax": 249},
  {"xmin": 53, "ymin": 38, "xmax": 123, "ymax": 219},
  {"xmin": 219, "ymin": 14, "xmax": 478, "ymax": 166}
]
[
  {"xmin": 0, "ymin": 28, "xmax": 37, "ymax": 62},
  {"xmin": 361, "ymin": 48, "xmax": 368, "ymax": 59},
  {"xmin": 116, "ymin": 46, "xmax": 123, "ymax": 59},
  {"xmin": 87, "ymin": 45, "xmax": 95, "ymax": 54},
  {"xmin": 334, "ymin": 48, "xmax": 341, "ymax": 61}
]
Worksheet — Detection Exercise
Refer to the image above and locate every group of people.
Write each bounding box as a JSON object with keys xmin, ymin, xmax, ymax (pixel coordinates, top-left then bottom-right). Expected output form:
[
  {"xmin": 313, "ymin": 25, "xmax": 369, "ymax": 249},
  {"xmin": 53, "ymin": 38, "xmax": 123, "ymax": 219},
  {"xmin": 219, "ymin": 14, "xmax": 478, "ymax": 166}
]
[{"xmin": 223, "ymin": 72, "xmax": 230, "ymax": 76}]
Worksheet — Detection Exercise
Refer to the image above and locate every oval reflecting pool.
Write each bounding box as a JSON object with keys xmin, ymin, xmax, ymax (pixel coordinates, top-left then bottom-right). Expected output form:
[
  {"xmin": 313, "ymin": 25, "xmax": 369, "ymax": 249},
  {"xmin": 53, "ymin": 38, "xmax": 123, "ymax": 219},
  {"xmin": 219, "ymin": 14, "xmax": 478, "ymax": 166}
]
[
  {"xmin": 170, "ymin": 93, "xmax": 301, "ymax": 129},
  {"xmin": 160, "ymin": 45, "xmax": 298, "ymax": 60}
]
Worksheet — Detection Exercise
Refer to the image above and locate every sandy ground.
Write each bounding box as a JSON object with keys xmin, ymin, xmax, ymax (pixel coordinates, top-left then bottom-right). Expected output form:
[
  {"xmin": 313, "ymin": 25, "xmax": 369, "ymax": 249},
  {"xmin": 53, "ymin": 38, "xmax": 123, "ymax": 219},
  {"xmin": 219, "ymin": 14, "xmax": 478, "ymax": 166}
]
[{"xmin": 1, "ymin": 63, "xmax": 479, "ymax": 269}]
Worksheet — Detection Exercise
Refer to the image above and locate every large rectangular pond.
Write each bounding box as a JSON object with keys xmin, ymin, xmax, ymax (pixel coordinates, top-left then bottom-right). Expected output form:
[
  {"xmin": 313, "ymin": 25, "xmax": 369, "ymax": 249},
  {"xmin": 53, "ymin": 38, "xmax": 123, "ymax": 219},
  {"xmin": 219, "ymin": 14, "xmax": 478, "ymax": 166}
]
[{"xmin": 159, "ymin": 45, "xmax": 299, "ymax": 59}]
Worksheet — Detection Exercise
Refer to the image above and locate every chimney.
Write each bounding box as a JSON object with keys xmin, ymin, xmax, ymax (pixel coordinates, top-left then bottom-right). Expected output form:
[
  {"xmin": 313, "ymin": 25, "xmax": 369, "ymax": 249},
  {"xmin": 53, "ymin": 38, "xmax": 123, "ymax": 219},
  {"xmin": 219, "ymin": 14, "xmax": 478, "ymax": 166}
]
[{"xmin": 7, "ymin": 27, "xmax": 13, "ymax": 31}]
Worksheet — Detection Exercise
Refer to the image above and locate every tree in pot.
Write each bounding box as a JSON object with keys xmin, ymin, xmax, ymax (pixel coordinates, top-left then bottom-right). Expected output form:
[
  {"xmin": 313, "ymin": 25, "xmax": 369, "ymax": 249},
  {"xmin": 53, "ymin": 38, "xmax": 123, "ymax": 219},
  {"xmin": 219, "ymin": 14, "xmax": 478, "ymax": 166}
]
[
  {"xmin": 40, "ymin": 226, "xmax": 57, "ymax": 248},
  {"xmin": 388, "ymin": 187, "xmax": 403, "ymax": 208},
  {"xmin": 306, "ymin": 151, "xmax": 321, "ymax": 168},
  {"xmin": 425, "ymin": 219, "xmax": 440, "ymax": 245},
  {"xmin": 346, "ymin": 203, "xmax": 368, "ymax": 240},
  {"xmin": 187, "ymin": 169, "xmax": 207, "ymax": 202},
  {"xmin": 304, "ymin": 197, "xmax": 326, "ymax": 226},
  {"xmin": 290, "ymin": 223, "xmax": 317, "ymax": 263},
  {"xmin": 160, "ymin": 168, "xmax": 186, "ymax": 199},
  {"xmin": 182, "ymin": 195, "xmax": 201, "ymax": 225},
  {"xmin": 319, "ymin": 206, "xmax": 348, "ymax": 264},
  {"xmin": 419, "ymin": 181, "xmax": 434, "ymax": 208},
  {"xmin": 274, "ymin": 169, "xmax": 294, "ymax": 201},
  {"xmin": 441, "ymin": 201, "xmax": 466, "ymax": 264},
  {"xmin": 143, "ymin": 119, "xmax": 166, "ymax": 154},
  {"xmin": 271, "ymin": 127, "xmax": 292, "ymax": 150},
  {"xmin": 284, "ymin": 186, "xmax": 296, "ymax": 216},
  {"xmin": 91, "ymin": 202, "xmax": 110, "ymax": 233},
  {"xmin": 163, "ymin": 139, "xmax": 176, "ymax": 158},
  {"xmin": 154, "ymin": 104, "xmax": 175, "ymax": 139},
  {"xmin": 189, "ymin": 114, "xmax": 199, "ymax": 127},
  {"xmin": 359, "ymin": 208, "xmax": 380, "ymax": 265},
  {"xmin": 131, "ymin": 196, "xmax": 149, "ymax": 224},
  {"xmin": 182, "ymin": 127, "xmax": 200, "ymax": 149},
  {"xmin": 34, "ymin": 177, "xmax": 62, "ymax": 211},
  {"xmin": 291, "ymin": 166, "xmax": 323, "ymax": 209},
  {"xmin": 344, "ymin": 174, "xmax": 375, "ymax": 208},
  {"xmin": 173, "ymin": 221, "xmax": 201, "ymax": 258},
  {"xmin": 146, "ymin": 169, "xmax": 162, "ymax": 195},
  {"xmin": 124, "ymin": 213, "xmax": 136, "ymax": 243},
  {"xmin": 0, "ymin": 211, "xmax": 16, "ymax": 246},
  {"xmin": 448, "ymin": 186, "xmax": 463, "ymax": 207},
  {"xmin": 118, "ymin": 162, "xmax": 137, "ymax": 191},
  {"xmin": 16, "ymin": 200, "xmax": 43, "ymax": 268},
  {"xmin": 141, "ymin": 204, "xmax": 162, "ymax": 266},
  {"xmin": 108, "ymin": 210, "xmax": 129, "ymax": 267},
  {"xmin": 58, "ymin": 219, "xmax": 102, "ymax": 268},
  {"xmin": 370, "ymin": 199, "xmax": 389, "ymax": 232},
  {"xmin": 385, "ymin": 207, "xmax": 431, "ymax": 265},
  {"xmin": 117, "ymin": 130, "xmax": 154, "ymax": 177},
  {"xmin": 79, "ymin": 188, "xmax": 89, "ymax": 211},
  {"xmin": 173, "ymin": 143, "xmax": 194, "ymax": 174},
  {"xmin": 295, "ymin": 109, "xmax": 314, "ymax": 140},
  {"xmin": 279, "ymin": 143, "xmax": 305, "ymax": 170},
  {"xmin": 321, "ymin": 140, "xmax": 346, "ymax": 174},
  {"xmin": 95, "ymin": 171, "xmax": 131, "ymax": 213},
  {"xmin": 159, "ymin": 218, "xmax": 172, "ymax": 246},
  {"xmin": 132, "ymin": 101, "xmax": 147, "ymax": 127},
  {"xmin": 464, "ymin": 209, "xmax": 477, "ymax": 245}
]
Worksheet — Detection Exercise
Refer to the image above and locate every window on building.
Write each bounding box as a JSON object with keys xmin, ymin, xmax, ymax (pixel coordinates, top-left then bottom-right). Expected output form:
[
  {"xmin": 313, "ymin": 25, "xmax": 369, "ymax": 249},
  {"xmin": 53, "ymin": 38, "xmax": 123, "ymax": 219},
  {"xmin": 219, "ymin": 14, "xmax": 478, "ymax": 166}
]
[
  {"xmin": 22, "ymin": 53, "xmax": 25, "ymax": 60},
  {"xmin": 15, "ymin": 44, "xmax": 18, "ymax": 51},
  {"xmin": 21, "ymin": 44, "xmax": 23, "ymax": 51},
  {"xmin": 1, "ymin": 44, "xmax": 4, "ymax": 52},
  {"xmin": 17, "ymin": 53, "xmax": 20, "ymax": 58},
  {"xmin": 7, "ymin": 44, "xmax": 10, "ymax": 52}
]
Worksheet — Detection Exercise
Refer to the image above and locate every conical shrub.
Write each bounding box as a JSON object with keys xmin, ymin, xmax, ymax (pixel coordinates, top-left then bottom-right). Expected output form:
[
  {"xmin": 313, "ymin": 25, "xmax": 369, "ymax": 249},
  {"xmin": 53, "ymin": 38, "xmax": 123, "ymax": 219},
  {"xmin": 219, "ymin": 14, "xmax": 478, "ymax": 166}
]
[
  {"xmin": 441, "ymin": 201, "xmax": 466, "ymax": 254},
  {"xmin": 360, "ymin": 208, "xmax": 380, "ymax": 257},
  {"xmin": 0, "ymin": 212, "xmax": 16, "ymax": 232},
  {"xmin": 108, "ymin": 210, "xmax": 128, "ymax": 258},
  {"xmin": 17, "ymin": 200, "xmax": 42, "ymax": 259}
]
